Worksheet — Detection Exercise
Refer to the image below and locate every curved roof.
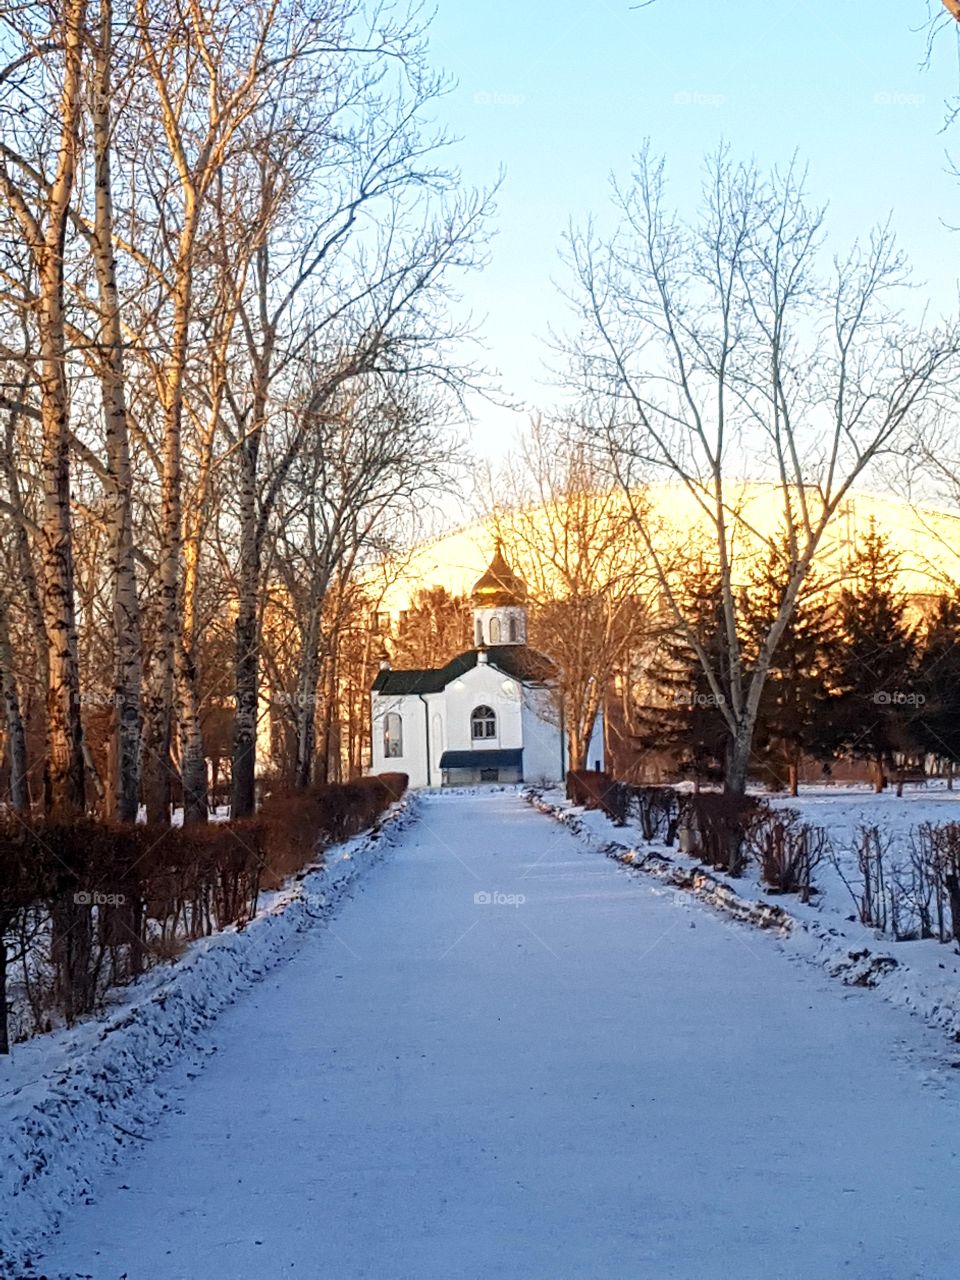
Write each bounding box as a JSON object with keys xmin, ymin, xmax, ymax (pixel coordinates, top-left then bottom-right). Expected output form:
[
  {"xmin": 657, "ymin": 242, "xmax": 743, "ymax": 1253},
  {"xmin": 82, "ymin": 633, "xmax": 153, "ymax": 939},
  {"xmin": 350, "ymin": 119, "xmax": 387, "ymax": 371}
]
[{"xmin": 472, "ymin": 544, "xmax": 528, "ymax": 607}]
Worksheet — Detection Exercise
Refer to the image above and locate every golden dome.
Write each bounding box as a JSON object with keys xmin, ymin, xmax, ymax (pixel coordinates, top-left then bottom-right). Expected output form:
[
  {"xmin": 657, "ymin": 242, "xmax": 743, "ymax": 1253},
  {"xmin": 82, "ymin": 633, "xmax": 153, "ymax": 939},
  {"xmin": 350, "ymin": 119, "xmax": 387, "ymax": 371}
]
[{"xmin": 471, "ymin": 544, "xmax": 528, "ymax": 607}]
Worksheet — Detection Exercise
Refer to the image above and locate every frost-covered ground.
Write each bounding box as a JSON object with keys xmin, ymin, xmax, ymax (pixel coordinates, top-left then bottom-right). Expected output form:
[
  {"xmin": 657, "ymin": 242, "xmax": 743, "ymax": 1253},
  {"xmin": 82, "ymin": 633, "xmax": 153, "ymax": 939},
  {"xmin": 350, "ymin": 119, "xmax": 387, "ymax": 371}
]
[
  {"xmin": 18, "ymin": 790, "xmax": 960, "ymax": 1280},
  {"xmin": 534, "ymin": 782, "xmax": 960, "ymax": 1044},
  {"xmin": 767, "ymin": 782, "xmax": 960, "ymax": 912}
]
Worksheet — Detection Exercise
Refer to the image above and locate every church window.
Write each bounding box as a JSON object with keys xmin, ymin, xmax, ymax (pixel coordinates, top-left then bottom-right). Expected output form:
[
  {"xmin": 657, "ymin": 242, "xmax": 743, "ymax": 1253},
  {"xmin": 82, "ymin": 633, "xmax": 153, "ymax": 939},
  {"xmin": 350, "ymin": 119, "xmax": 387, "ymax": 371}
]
[
  {"xmin": 384, "ymin": 712, "xmax": 403, "ymax": 758},
  {"xmin": 489, "ymin": 617, "xmax": 502, "ymax": 644},
  {"xmin": 476, "ymin": 618, "xmax": 483, "ymax": 646},
  {"xmin": 509, "ymin": 615, "xmax": 519, "ymax": 642},
  {"xmin": 471, "ymin": 705, "xmax": 497, "ymax": 740}
]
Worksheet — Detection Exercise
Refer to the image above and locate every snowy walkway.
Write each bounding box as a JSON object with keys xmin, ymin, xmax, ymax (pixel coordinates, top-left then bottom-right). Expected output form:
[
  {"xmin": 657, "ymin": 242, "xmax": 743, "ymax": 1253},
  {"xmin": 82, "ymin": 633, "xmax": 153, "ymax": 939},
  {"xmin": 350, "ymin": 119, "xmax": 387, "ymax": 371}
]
[{"xmin": 37, "ymin": 792, "xmax": 959, "ymax": 1280}]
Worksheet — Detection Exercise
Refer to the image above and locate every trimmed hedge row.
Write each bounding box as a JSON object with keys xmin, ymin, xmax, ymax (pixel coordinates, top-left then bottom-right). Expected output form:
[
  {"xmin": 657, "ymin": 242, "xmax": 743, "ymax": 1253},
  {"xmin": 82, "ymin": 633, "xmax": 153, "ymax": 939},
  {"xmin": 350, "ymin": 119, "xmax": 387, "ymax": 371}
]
[{"xmin": 0, "ymin": 773, "xmax": 408, "ymax": 1049}]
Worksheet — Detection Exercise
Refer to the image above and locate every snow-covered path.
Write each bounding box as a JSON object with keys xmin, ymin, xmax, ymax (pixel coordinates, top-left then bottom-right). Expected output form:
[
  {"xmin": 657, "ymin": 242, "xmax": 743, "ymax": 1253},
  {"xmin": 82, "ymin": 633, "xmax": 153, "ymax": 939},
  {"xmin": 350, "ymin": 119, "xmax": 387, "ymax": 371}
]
[{"xmin": 37, "ymin": 792, "xmax": 960, "ymax": 1280}]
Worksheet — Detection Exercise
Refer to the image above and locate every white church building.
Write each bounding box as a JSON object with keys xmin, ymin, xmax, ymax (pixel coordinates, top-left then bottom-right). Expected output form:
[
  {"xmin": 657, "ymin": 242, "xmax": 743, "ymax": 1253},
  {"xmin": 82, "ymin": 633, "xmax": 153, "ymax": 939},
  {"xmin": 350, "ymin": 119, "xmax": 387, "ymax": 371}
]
[{"xmin": 370, "ymin": 546, "xmax": 604, "ymax": 788}]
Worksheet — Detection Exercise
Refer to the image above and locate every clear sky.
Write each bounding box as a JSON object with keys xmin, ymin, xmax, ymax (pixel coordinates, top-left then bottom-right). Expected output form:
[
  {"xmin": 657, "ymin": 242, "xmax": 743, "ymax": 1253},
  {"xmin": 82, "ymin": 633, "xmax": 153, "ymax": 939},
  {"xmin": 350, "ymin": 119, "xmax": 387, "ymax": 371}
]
[{"xmin": 425, "ymin": 0, "xmax": 960, "ymax": 462}]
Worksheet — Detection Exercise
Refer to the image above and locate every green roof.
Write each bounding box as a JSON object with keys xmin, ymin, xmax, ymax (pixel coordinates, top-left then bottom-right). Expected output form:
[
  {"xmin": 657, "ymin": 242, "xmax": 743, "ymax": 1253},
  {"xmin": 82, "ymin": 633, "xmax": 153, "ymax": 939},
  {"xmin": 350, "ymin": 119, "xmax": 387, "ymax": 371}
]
[
  {"xmin": 372, "ymin": 646, "xmax": 554, "ymax": 695},
  {"xmin": 439, "ymin": 748, "xmax": 523, "ymax": 770}
]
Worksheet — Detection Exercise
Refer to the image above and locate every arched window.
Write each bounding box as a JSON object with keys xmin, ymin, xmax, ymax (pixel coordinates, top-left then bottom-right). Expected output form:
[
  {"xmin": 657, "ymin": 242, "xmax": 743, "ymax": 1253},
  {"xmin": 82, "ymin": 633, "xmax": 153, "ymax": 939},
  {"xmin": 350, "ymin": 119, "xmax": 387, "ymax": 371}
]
[
  {"xmin": 508, "ymin": 615, "xmax": 519, "ymax": 642},
  {"xmin": 489, "ymin": 617, "xmax": 502, "ymax": 644},
  {"xmin": 471, "ymin": 705, "xmax": 497, "ymax": 740},
  {"xmin": 475, "ymin": 617, "xmax": 483, "ymax": 646},
  {"xmin": 384, "ymin": 712, "xmax": 403, "ymax": 759}
]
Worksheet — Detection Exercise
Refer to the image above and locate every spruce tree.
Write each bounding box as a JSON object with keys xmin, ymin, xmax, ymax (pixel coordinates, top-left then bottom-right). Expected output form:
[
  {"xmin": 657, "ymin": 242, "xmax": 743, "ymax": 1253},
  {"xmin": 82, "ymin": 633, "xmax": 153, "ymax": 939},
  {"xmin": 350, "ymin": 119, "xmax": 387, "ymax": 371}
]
[
  {"xmin": 914, "ymin": 593, "xmax": 960, "ymax": 779},
  {"xmin": 633, "ymin": 559, "xmax": 729, "ymax": 788},
  {"xmin": 741, "ymin": 547, "xmax": 840, "ymax": 796},
  {"xmin": 815, "ymin": 527, "xmax": 919, "ymax": 791}
]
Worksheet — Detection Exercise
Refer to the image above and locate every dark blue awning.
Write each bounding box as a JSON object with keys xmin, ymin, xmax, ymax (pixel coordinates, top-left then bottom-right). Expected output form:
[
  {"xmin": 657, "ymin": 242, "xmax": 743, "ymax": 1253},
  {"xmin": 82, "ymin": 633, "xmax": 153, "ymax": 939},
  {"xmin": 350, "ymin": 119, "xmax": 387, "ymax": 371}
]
[{"xmin": 439, "ymin": 749, "xmax": 523, "ymax": 770}]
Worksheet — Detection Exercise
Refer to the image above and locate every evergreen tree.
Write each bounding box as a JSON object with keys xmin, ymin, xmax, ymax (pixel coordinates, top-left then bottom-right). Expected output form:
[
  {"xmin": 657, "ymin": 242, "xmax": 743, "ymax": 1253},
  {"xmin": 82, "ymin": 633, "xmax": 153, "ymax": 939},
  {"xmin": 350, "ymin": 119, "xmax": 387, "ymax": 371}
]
[
  {"xmin": 914, "ymin": 593, "xmax": 960, "ymax": 778},
  {"xmin": 741, "ymin": 548, "xmax": 841, "ymax": 796},
  {"xmin": 815, "ymin": 527, "xmax": 919, "ymax": 791},
  {"xmin": 632, "ymin": 559, "xmax": 729, "ymax": 788}
]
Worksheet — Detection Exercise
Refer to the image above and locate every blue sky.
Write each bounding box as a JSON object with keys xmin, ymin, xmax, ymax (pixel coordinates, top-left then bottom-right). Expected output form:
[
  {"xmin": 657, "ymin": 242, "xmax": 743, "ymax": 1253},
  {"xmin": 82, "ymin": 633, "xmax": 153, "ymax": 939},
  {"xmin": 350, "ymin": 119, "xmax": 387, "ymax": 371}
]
[{"xmin": 426, "ymin": 0, "xmax": 960, "ymax": 460}]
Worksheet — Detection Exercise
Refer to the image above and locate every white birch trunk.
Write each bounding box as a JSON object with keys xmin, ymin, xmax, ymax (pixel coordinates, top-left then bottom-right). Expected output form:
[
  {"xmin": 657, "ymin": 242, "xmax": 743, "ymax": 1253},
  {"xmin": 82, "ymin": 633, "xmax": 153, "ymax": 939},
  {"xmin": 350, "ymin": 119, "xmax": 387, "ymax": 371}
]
[
  {"xmin": 91, "ymin": 0, "xmax": 141, "ymax": 822},
  {"xmin": 35, "ymin": 0, "xmax": 89, "ymax": 819}
]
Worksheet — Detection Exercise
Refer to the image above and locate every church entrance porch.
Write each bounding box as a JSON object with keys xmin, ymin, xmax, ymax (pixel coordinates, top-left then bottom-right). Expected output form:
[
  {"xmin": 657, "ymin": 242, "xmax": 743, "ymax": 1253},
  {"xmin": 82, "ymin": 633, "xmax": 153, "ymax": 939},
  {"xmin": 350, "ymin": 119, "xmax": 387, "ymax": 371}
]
[{"xmin": 439, "ymin": 748, "xmax": 523, "ymax": 787}]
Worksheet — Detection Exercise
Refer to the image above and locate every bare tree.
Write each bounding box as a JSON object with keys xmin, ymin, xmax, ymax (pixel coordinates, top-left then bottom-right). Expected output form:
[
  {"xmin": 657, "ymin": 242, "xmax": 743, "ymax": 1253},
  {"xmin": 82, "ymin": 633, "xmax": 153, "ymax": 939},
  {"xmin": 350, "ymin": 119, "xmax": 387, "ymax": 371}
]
[
  {"xmin": 564, "ymin": 147, "xmax": 960, "ymax": 794},
  {"xmin": 493, "ymin": 418, "xmax": 654, "ymax": 771},
  {"xmin": 88, "ymin": 0, "xmax": 141, "ymax": 821},
  {"xmin": 270, "ymin": 377, "xmax": 459, "ymax": 788},
  {"xmin": 222, "ymin": 65, "xmax": 493, "ymax": 816},
  {"xmin": 0, "ymin": 0, "xmax": 489, "ymax": 825},
  {"xmin": 0, "ymin": 0, "xmax": 90, "ymax": 817},
  {"xmin": 131, "ymin": 0, "xmax": 306, "ymax": 824},
  {"xmin": 0, "ymin": 593, "xmax": 28, "ymax": 812}
]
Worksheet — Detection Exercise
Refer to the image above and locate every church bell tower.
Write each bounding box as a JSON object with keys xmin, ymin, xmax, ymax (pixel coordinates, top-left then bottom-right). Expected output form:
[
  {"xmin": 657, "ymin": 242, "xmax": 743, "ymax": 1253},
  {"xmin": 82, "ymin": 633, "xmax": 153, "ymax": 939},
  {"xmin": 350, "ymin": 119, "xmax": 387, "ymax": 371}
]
[{"xmin": 471, "ymin": 543, "xmax": 528, "ymax": 648}]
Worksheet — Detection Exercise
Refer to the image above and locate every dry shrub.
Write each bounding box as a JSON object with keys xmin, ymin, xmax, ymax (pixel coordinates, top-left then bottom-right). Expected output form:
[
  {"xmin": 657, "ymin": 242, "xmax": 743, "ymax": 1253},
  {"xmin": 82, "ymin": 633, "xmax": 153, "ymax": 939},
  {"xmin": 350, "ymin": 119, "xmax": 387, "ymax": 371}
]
[
  {"xmin": 257, "ymin": 789, "xmax": 331, "ymax": 888},
  {"xmin": 678, "ymin": 792, "xmax": 766, "ymax": 877},
  {"xmin": 566, "ymin": 770, "xmax": 622, "ymax": 818},
  {"xmin": 746, "ymin": 809, "xmax": 829, "ymax": 901},
  {"xmin": 633, "ymin": 786, "xmax": 680, "ymax": 843},
  {"xmin": 377, "ymin": 772, "xmax": 409, "ymax": 802}
]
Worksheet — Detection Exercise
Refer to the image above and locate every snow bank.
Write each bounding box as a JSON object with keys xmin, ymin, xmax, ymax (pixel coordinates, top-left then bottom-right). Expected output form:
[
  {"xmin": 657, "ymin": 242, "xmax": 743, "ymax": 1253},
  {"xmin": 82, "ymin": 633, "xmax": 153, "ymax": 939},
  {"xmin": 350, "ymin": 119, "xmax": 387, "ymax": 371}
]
[
  {"xmin": 525, "ymin": 788, "xmax": 960, "ymax": 1048},
  {"xmin": 0, "ymin": 797, "xmax": 419, "ymax": 1276}
]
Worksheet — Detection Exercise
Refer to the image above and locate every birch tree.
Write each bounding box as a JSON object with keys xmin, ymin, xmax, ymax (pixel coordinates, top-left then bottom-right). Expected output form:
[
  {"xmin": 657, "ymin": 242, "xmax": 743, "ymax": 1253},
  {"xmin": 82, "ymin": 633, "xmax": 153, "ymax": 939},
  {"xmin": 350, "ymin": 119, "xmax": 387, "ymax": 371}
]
[
  {"xmin": 0, "ymin": 0, "xmax": 89, "ymax": 817},
  {"xmin": 86, "ymin": 0, "xmax": 141, "ymax": 821},
  {"xmin": 132, "ymin": 0, "xmax": 324, "ymax": 823},
  {"xmin": 0, "ymin": 0, "xmax": 488, "ymax": 821},
  {"xmin": 222, "ymin": 42, "xmax": 493, "ymax": 817},
  {"xmin": 0, "ymin": 592, "xmax": 28, "ymax": 811}
]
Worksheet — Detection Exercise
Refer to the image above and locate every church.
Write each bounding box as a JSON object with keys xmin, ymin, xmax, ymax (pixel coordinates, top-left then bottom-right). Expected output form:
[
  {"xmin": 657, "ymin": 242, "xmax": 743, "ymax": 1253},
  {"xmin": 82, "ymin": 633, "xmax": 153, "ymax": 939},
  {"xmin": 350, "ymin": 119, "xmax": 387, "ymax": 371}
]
[{"xmin": 370, "ymin": 546, "xmax": 604, "ymax": 788}]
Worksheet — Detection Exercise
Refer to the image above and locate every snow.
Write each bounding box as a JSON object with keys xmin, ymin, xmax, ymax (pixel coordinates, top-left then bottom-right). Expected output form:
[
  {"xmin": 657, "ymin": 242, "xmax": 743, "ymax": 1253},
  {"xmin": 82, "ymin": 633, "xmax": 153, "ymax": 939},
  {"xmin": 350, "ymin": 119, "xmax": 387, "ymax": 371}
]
[
  {"xmin": 529, "ymin": 783, "xmax": 960, "ymax": 1045},
  {"xmin": 0, "ymin": 798, "xmax": 417, "ymax": 1277},
  {"xmin": 13, "ymin": 790, "xmax": 960, "ymax": 1279}
]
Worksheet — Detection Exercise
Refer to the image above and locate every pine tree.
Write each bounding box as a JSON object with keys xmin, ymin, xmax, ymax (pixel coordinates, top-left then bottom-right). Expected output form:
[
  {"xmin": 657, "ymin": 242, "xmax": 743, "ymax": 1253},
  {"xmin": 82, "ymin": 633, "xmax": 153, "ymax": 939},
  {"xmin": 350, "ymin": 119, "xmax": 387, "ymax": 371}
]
[
  {"xmin": 815, "ymin": 527, "xmax": 919, "ymax": 792},
  {"xmin": 632, "ymin": 559, "xmax": 729, "ymax": 788},
  {"xmin": 914, "ymin": 593, "xmax": 960, "ymax": 780},
  {"xmin": 741, "ymin": 548, "xmax": 840, "ymax": 796}
]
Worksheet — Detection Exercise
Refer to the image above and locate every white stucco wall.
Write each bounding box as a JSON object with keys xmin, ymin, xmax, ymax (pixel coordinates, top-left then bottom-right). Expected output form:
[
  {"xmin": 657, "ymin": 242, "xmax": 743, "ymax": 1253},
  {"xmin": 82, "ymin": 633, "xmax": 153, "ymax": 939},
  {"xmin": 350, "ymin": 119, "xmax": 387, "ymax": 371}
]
[
  {"xmin": 519, "ymin": 687, "xmax": 564, "ymax": 785},
  {"xmin": 442, "ymin": 662, "xmax": 524, "ymax": 754},
  {"xmin": 370, "ymin": 691, "xmax": 436, "ymax": 789},
  {"xmin": 473, "ymin": 606, "xmax": 527, "ymax": 648},
  {"xmin": 372, "ymin": 658, "xmax": 604, "ymax": 789},
  {"xmin": 587, "ymin": 708, "xmax": 605, "ymax": 773}
]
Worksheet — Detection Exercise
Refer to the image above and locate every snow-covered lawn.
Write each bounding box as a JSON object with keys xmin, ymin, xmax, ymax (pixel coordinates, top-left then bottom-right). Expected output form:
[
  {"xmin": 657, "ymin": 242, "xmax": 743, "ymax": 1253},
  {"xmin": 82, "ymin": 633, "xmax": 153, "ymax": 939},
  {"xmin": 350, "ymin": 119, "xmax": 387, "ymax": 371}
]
[
  {"xmin": 15, "ymin": 790, "xmax": 960, "ymax": 1280},
  {"xmin": 533, "ymin": 782, "xmax": 960, "ymax": 1045}
]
